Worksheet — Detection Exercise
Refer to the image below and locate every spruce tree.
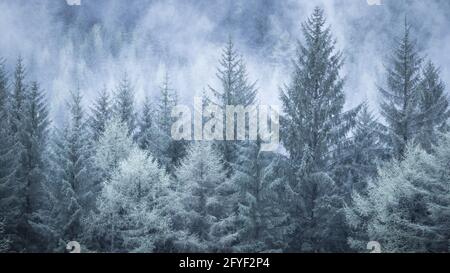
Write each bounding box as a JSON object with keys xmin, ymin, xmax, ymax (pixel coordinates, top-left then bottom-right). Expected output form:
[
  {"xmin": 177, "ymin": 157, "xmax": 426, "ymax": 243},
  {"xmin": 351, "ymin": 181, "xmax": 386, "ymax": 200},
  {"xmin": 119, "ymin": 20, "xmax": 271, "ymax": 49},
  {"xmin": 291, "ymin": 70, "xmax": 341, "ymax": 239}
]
[
  {"xmin": 428, "ymin": 133, "xmax": 450, "ymax": 251},
  {"xmin": 11, "ymin": 57, "xmax": 27, "ymax": 136},
  {"xmin": 0, "ymin": 217, "xmax": 10, "ymax": 252},
  {"xmin": 0, "ymin": 59, "xmax": 13, "ymax": 194},
  {"xmin": 49, "ymin": 126, "xmax": 83, "ymax": 250},
  {"xmin": 136, "ymin": 95, "xmax": 154, "ymax": 151},
  {"xmin": 1, "ymin": 58, "xmax": 54, "ymax": 251},
  {"xmin": 174, "ymin": 142, "xmax": 229, "ymax": 251},
  {"xmin": 148, "ymin": 73, "xmax": 186, "ymax": 174},
  {"xmin": 10, "ymin": 57, "xmax": 30, "ymax": 251},
  {"xmin": 0, "ymin": 59, "xmax": 15, "ymax": 252},
  {"xmin": 336, "ymin": 104, "xmax": 389, "ymax": 198},
  {"xmin": 417, "ymin": 62, "xmax": 449, "ymax": 152},
  {"xmin": 279, "ymin": 7, "xmax": 359, "ymax": 252},
  {"xmin": 379, "ymin": 19, "xmax": 423, "ymax": 159},
  {"xmin": 113, "ymin": 73, "xmax": 136, "ymax": 135},
  {"xmin": 50, "ymin": 89, "xmax": 95, "ymax": 247},
  {"xmin": 89, "ymin": 87, "xmax": 112, "ymax": 142},
  {"xmin": 231, "ymin": 139, "xmax": 289, "ymax": 252},
  {"xmin": 207, "ymin": 38, "xmax": 257, "ymax": 175},
  {"xmin": 20, "ymin": 82, "xmax": 53, "ymax": 251}
]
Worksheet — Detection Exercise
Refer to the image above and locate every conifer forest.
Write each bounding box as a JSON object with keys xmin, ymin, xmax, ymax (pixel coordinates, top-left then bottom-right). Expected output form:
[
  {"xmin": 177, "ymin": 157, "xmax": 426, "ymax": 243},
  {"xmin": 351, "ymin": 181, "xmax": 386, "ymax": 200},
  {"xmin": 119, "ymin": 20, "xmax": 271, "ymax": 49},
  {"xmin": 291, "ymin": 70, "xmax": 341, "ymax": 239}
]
[{"xmin": 0, "ymin": 0, "xmax": 449, "ymax": 253}]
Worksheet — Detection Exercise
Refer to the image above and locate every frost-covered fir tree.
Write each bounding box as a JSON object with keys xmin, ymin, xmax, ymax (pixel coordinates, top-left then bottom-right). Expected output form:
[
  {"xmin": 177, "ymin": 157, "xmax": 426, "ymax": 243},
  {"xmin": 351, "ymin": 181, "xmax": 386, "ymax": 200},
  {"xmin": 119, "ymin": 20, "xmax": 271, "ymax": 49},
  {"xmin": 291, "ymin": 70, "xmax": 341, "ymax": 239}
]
[
  {"xmin": 113, "ymin": 73, "xmax": 136, "ymax": 135},
  {"xmin": 93, "ymin": 117, "xmax": 134, "ymax": 183},
  {"xmin": 231, "ymin": 139, "xmax": 289, "ymax": 252},
  {"xmin": 279, "ymin": 7, "xmax": 358, "ymax": 252},
  {"xmin": 49, "ymin": 89, "xmax": 95, "ymax": 247},
  {"xmin": 89, "ymin": 87, "xmax": 112, "ymax": 142},
  {"xmin": 427, "ymin": 133, "xmax": 450, "ymax": 251},
  {"xmin": 85, "ymin": 147, "xmax": 172, "ymax": 252},
  {"xmin": 174, "ymin": 142, "xmax": 231, "ymax": 251},
  {"xmin": 207, "ymin": 38, "xmax": 257, "ymax": 175},
  {"xmin": 379, "ymin": 19, "xmax": 423, "ymax": 159},
  {"xmin": 345, "ymin": 143, "xmax": 446, "ymax": 252},
  {"xmin": 417, "ymin": 62, "xmax": 449, "ymax": 152}
]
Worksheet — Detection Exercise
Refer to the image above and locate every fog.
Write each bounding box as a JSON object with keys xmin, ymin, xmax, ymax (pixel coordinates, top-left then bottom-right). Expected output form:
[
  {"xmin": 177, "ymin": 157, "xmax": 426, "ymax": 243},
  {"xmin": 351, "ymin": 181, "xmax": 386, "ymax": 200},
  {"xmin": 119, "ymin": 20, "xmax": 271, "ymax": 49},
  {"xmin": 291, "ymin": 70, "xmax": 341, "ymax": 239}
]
[{"xmin": 1, "ymin": 0, "xmax": 449, "ymax": 124}]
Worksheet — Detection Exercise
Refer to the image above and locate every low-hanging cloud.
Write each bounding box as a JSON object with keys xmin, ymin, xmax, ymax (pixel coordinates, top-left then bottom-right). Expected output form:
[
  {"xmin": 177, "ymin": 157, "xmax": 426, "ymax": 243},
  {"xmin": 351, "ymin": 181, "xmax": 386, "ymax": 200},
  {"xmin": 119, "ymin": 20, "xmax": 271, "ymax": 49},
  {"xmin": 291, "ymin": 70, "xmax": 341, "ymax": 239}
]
[{"xmin": 0, "ymin": 0, "xmax": 449, "ymax": 125}]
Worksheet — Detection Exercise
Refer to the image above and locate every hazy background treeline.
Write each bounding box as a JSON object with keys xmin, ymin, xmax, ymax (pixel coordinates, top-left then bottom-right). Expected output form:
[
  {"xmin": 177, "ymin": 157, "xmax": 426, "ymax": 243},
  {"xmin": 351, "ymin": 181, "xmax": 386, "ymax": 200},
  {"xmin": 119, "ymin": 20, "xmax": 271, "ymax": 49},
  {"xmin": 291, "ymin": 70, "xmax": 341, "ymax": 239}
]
[{"xmin": 2, "ymin": 0, "xmax": 450, "ymax": 122}]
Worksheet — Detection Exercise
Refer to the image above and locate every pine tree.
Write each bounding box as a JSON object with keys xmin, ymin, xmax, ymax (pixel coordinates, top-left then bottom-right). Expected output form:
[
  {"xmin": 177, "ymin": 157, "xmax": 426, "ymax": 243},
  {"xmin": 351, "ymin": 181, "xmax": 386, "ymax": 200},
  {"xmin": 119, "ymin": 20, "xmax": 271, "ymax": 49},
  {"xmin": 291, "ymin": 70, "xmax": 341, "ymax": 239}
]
[
  {"xmin": 417, "ymin": 62, "xmax": 449, "ymax": 152},
  {"xmin": 279, "ymin": 7, "xmax": 358, "ymax": 252},
  {"xmin": 89, "ymin": 87, "xmax": 112, "ymax": 142},
  {"xmin": 113, "ymin": 73, "xmax": 136, "ymax": 135},
  {"xmin": 379, "ymin": 19, "xmax": 423, "ymax": 159},
  {"xmin": 207, "ymin": 38, "xmax": 257, "ymax": 175}
]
